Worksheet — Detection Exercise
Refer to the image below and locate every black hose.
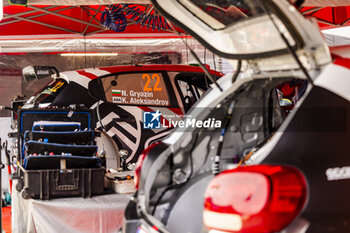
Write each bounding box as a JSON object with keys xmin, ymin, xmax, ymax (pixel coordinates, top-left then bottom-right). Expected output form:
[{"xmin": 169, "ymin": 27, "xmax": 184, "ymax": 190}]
[
  {"xmin": 0, "ymin": 106, "xmax": 15, "ymax": 112},
  {"xmin": 232, "ymin": 60, "xmax": 242, "ymax": 83},
  {"xmin": 151, "ymin": 131, "xmax": 197, "ymax": 215},
  {"xmin": 212, "ymin": 101, "xmax": 235, "ymax": 175}
]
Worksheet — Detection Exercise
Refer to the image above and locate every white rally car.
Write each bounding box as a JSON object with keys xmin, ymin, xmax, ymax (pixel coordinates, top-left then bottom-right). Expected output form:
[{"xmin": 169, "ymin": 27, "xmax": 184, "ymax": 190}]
[
  {"xmin": 22, "ymin": 64, "xmax": 223, "ymax": 164},
  {"xmin": 122, "ymin": 0, "xmax": 350, "ymax": 233}
]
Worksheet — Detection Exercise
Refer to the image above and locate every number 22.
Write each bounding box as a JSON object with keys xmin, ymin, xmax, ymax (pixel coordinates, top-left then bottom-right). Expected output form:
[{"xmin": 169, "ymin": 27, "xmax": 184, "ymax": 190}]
[{"xmin": 143, "ymin": 74, "xmax": 162, "ymax": 92}]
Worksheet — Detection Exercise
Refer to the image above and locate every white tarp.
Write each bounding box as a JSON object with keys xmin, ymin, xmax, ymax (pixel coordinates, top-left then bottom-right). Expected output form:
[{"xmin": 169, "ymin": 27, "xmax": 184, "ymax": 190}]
[{"xmin": 12, "ymin": 180, "xmax": 131, "ymax": 233}]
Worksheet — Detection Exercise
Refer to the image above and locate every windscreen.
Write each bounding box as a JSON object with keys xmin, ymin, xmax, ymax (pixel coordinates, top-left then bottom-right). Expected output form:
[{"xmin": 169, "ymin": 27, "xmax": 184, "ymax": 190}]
[
  {"xmin": 179, "ymin": 0, "xmax": 265, "ymax": 30},
  {"xmin": 27, "ymin": 79, "xmax": 68, "ymax": 104}
]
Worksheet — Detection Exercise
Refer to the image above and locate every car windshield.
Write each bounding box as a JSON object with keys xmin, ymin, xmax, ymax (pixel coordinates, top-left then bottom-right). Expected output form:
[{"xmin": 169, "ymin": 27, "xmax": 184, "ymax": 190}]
[
  {"xmin": 27, "ymin": 79, "xmax": 68, "ymax": 104},
  {"xmin": 178, "ymin": 0, "xmax": 265, "ymax": 29}
]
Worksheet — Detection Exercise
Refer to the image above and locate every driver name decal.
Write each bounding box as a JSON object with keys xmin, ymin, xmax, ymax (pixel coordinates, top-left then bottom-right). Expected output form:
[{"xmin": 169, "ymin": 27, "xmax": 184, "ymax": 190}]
[{"xmin": 112, "ymin": 89, "xmax": 168, "ymax": 106}]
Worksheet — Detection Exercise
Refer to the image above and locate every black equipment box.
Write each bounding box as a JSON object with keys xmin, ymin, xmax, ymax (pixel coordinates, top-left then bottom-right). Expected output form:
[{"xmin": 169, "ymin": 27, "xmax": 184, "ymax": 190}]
[
  {"xmin": 17, "ymin": 108, "xmax": 95, "ymax": 163},
  {"xmin": 19, "ymin": 165, "xmax": 105, "ymax": 200},
  {"xmin": 15, "ymin": 107, "xmax": 105, "ymax": 200},
  {"xmin": 18, "ymin": 109, "xmax": 93, "ymax": 133},
  {"xmin": 25, "ymin": 141, "xmax": 97, "ymax": 157},
  {"xmin": 24, "ymin": 130, "xmax": 95, "ymax": 145}
]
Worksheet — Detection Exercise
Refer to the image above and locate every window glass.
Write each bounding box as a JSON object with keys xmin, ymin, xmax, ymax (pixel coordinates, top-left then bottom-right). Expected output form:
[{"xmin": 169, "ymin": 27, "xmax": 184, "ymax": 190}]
[
  {"xmin": 102, "ymin": 73, "xmax": 170, "ymax": 106},
  {"xmin": 179, "ymin": 0, "xmax": 265, "ymax": 29},
  {"xmin": 27, "ymin": 79, "xmax": 68, "ymax": 104}
]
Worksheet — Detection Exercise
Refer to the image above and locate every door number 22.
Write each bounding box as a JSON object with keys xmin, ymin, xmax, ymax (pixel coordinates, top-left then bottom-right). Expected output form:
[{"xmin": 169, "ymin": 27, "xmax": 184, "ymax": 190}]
[{"xmin": 143, "ymin": 74, "xmax": 162, "ymax": 92}]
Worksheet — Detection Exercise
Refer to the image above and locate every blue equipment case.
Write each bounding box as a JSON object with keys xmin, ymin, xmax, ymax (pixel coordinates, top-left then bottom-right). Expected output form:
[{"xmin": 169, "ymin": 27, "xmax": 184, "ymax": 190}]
[{"xmin": 15, "ymin": 107, "xmax": 105, "ymax": 200}]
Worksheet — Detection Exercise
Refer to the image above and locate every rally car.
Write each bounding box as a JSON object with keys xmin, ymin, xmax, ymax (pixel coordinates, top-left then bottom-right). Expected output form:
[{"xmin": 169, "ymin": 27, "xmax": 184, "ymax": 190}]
[
  {"xmin": 123, "ymin": 0, "xmax": 350, "ymax": 233},
  {"xmin": 21, "ymin": 64, "xmax": 223, "ymax": 164}
]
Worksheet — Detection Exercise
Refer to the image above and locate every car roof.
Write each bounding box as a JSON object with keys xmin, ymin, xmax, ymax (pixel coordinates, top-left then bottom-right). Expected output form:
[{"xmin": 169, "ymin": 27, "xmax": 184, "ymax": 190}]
[{"xmin": 78, "ymin": 64, "xmax": 224, "ymax": 77}]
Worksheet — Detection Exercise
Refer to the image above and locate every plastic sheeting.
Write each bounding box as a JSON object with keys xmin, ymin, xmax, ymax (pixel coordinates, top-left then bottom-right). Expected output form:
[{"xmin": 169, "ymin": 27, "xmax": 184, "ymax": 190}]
[
  {"xmin": 0, "ymin": 36, "xmax": 191, "ymax": 53},
  {"xmin": 0, "ymin": 35, "xmax": 231, "ymax": 72},
  {"xmin": 0, "ymin": 36, "xmax": 231, "ymax": 107},
  {"xmin": 12, "ymin": 179, "xmax": 131, "ymax": 233}
]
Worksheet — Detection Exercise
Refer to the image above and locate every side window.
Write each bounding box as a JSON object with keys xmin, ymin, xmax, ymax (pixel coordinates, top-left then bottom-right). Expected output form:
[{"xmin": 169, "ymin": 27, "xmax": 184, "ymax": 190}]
[
  {"xmin": 176, "ymin": 73, "xmax": 208, "ymax": 111},
  {"xmin": 101, "ymin": 72, "xmax": 170, "ymax": 106},
  {"xmin": 269, "ymin": 79, "xmax": 308, "ymax": 132},
  {"xmin": 27, "ymin": 79, "xmax": 68, "ymax": 104},
  {"xmin": 177, "ymin": 80, "xmax": 197, "ymax": 110}
]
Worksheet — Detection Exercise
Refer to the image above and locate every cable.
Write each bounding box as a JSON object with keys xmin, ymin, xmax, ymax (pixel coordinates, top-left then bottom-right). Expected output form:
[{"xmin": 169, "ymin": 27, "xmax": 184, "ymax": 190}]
[
  {"xmin": 261, "ymin": 1, "xmax": 314, "ymax": 86},
  {"xmin": 231, "ymin": 60, "xmax": 242, "ymax": 83},
  {"xmin": 168, "ymin": 23, "xmax": 223, "ymax": 92},
  {"xmin": 96, "ymin": 101, "xmax": 106, "ymax": 131},
  {"xmin": 212, "ymin": 52, "xmax": 217, "ymax": 81},
  {"xmin": 151, "ymin": 130, "xmax": 198, "ymax": 215},
  {"xmin": 186, "ymin": 34, "xmax": 189, "ymax": 64},
  {"xmin": 212, "ymin": 101, "xmax": 235, "ymax": 175},
  {"xmin": 0, "ymin": 106, "xmax": 15, "ymax": 112},
  {"xmin": 204, "ymin": 48, "xmax": 209, "ymax": 88}
]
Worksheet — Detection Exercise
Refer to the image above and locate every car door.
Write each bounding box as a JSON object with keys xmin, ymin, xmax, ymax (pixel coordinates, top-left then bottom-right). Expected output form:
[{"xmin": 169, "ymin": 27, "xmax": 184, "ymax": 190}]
[{"xmin": 151, "ymin": 0, "xmax": 331, "ymax": 70}]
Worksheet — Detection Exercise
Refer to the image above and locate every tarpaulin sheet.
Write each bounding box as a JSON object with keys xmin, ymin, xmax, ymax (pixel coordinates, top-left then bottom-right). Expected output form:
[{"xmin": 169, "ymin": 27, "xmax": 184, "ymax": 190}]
[{"xmin": 12, "ymin": 180, "xmax": 130, "ymax": 233}]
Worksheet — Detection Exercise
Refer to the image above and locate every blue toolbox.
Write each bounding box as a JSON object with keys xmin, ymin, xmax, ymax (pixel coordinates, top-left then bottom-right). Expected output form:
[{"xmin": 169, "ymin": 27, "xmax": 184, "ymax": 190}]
[{"xmin": 15, "ymin": 107, "xmax": 105, "ymax": 200}]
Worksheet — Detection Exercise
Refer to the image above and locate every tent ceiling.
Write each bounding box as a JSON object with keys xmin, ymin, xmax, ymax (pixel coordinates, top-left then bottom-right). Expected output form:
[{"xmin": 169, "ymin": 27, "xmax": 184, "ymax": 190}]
[
  {"xmin": 1, "ymin": 4, "xmax": 175, "ymax": 37},
  {"xmin": 1, "ymin": 0, "xmax": 350, "ymax": 53}
]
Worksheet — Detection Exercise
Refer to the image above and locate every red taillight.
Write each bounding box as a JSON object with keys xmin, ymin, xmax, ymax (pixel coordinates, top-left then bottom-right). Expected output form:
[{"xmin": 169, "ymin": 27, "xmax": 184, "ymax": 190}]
[
  {"xmin": 203, "ymin": 165, "xmax": 307, "ymax": 233},
  {"xmin": 134, "ymin": 142, "xmax": 160, "ymax": 189}
]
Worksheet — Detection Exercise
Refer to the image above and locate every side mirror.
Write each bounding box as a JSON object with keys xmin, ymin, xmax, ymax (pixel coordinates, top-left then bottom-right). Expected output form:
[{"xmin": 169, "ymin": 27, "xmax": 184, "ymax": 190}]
[{"xmin": 22, "ymin": 66, "xmax": 59, "ymax": 82}]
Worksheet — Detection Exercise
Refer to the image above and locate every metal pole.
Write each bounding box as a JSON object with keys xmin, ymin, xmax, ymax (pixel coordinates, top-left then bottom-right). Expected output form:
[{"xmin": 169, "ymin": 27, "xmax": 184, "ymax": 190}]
[
  {"xmin": 84, "ymin": 29, "xmax": 107, "ymax": 36},
  {"xmin": 3, "ymin": 13, "xmax": 83, "ymax": 35},
  {"xmin": 0, "ymin": 6, "xmax": 76, "ymax": 26},
  {"xmin": 301, "ymin": 7, "xmax": 323, "ymax": 14},
  {"xmin": 81, "ymin": 7, "xmax": 104, "ymax": 26},
  {"xmin": 82, "ymin": 6, "xmax": 102, "ymax": 35},
  {"xmin": 29, "ymin": 6, "xmax": 104, "ymax": 29},
  {"xmin": 2, "ymin": 6, "xmax": 56, "ymax": 19}
]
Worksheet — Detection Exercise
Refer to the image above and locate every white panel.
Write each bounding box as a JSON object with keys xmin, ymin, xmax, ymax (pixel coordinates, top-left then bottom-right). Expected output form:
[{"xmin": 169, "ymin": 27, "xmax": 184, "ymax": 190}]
[{"xmin": 314, "ymin": 63, "xmax": 350, "ymax": 101}]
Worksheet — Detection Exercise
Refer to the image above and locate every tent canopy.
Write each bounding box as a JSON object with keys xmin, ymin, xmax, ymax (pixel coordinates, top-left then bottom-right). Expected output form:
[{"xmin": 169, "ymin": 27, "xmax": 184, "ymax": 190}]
[
  {"xmin": 1, "ymin": 4, "xmax": 175, "ymax": 36},
  {"xmin": 1, "ymin": 0, "xmax": 350, "ymax": 55}
]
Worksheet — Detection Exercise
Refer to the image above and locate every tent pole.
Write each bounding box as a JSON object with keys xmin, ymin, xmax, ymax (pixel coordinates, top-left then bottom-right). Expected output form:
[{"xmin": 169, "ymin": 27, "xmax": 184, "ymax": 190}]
[
  {"xmin": 0, "ymin": 6, "xmax": 75, "ymax": 26},
  {"xmin": 82, "ymin": 6, "xmax": 102, "ymax": 35},
  {"xmin": 4, "ymin": 14, "xmax": 83, "ymax": 35},
  {"xmin": 29, "ymin": 6, "xmax": 104, "ymax": 29}
]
